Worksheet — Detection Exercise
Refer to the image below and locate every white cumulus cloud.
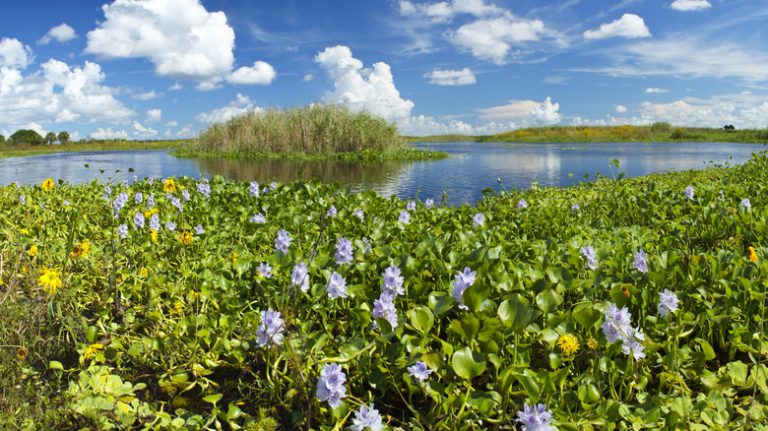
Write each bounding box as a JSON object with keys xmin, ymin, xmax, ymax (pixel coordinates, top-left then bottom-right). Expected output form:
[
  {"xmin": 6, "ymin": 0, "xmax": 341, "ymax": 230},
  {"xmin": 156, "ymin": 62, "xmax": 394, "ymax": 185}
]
[
  {"xmin": 399, "ymin": 0, "xmax": 503, "ymax": 22},
  {"xmin": 146, "ymin": 109, "xmax": 162, "ymax": 123},
  {"xmin": 226, "ymin": 61, "xmax": 276, "ymax": 85},
  {"xmin": 133, "ymin": 121, "xmax": 158, "ymax": 138},
  {"xmin": 670, "ymin": 0, "xmax": 711, "ymax": 11},
  {"xmin": 38, "ymin": 23, "xmax": 77, "ymax": 45},
  {"xmin": 132, "ymin": 90, "xmax": 158, "ymax": 101},
  {"xmin": 91, "ymin": 128, "xmax": 128, "ymax": 140},
  {"xmin": 449, "ymin": 16, "xmax": 548, "ymax": 64},
  {"xmin": 584, "ymin": 14, "xmax": 651, "ymax": 40},
  {"xmin": 85, "ymin": 0, "xmax": 235, "ymax": 80},
  {"xmin": 196, "ymin": 93, "xmax": 259, "ymax": 123},
  {"xmin": 615, "ymin": 104, "xmax": 628, "ymax": 113},
  {"xmin": 425, "ymin": 68, "xmax": 477, "ymax": 86},
  {"xmin": 0, "ymin": 38, "xmax": 33, "ymax": 69},
  {"xmin": 645, "ymin": 87, "xmax": 669, "ymax": 94},
  {"xmin": 0, "ymin": 59, "xmax": 132, "ymax": 132},
  {"xmin": 315, "ymin": 45, "xmax": 414, "ymax": 121},
  {"xmin": 479, "ymin": 97, "xmax": 561, "ymax": 125}
]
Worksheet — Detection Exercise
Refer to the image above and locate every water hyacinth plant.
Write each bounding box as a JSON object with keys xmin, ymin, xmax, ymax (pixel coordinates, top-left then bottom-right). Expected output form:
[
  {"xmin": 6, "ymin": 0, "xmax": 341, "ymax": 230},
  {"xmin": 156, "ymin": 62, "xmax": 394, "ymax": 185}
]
[
  {"xmin": 316, "ymin": 363, "xmax": 347, "ymax": 409},
  {"xmin": 5, "ymin": 153, "xmax": 768, "ymax": 429}
]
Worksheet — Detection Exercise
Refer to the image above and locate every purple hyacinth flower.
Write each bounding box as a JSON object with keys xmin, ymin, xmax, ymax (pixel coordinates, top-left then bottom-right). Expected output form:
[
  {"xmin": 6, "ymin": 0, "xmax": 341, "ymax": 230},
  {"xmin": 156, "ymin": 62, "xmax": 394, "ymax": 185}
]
[
  {"xmin": 256, "ymin": 308, "xmax": 285, "ymax": 347},
  {"xmin": 515, "ymin": 403, "xmax": 555, "ymax": 431},
  {"xmin": 424, "ymin": 198, "xmax": 434, "ymax": 209},
  {"xmin": 473, "ymin": 212, "xmax": 485, "ymax": 227},
  {"xmin": 398, "ymin": 210, "xmax": 410, "ymax": 225},
  {"xmin": 580, "ymin": 246, "xmax": 598, "ymax": 270},
  {"xmin": 275, "ymin": 229, "xmax": 291, "ymax": 254},
  {"xmin": 249, "ymin": 181, "xmax": 260, "ymax": 197},
  {"xmin": 684, "ymin": 185, "xmax": 694, "ymax": 200},
  {"xmin": 257, "ymin": 262, "xmax": 272, "ymax": 279},
  {"xmin": 658, "ymin": 289, "xmax": 679, "ymax": 317},
  {"xmin": 149, "ymin": 213, "xmax": 160, "ymax": 231},
  {"xmin": 517, "ymin": 198, "xmax": 528, "ymax": 210},
  {"xmin": 327, "ymin": 206, "xmax": 337, "ymax": 218},
  {"xmin": 452, "ymin": 267, "xmax": 476, "ymax": 308},
  {"xmin": 372, "ymin": 295, "xmax": 398, "ymax": 328},
  {"xmin": 250, "ymin": 213, "xmax": 266, "ymax": 224},
  {"xmin": 354, "ymin": 209, "xmax": 364, "ymax": 221},
  {"xmin": 325, "ymin": 272, "xmax": 348, "ymax": 299},
  {"xmin": 633, "ymin": 249, "xmax": 648, "ymax": 274},
  {"xmin": 334, "ymin": 237, "xmax": 354, "ymax": 265},
  {"xmin": 740, "ymin": 198, "xmax": 751, "ymax": 211},
  {"xmin": 197, "ymin": 181, "xmax": 211, "ymax": 198},
  {"xmin": 291, "ymin": 262, "xmax": 310, "ymax": 292},
  {"xmin": 117, "ymin": 224, "xmax": 129, "ymax": 239},
  {"xmin": 316, "ymin": 363, "xmax": 347, "ymax": 409},
  {"xmin": 407, "ymin": 361, "xmax": 432, "ymax": 381},
  {"xmin": 195, "ymin": 224, "xmax": 205, "ymax": 235},
  {"xmin": 133, "ymin": 212, "xmax": 145, "ymax": 230},
  {"xmin": 134, "ymin": 192, "xmax": 143, "ymax": 204},
  {"xmin": 350, "ymin": 404, "xmax": 384, "ymax": 431}
]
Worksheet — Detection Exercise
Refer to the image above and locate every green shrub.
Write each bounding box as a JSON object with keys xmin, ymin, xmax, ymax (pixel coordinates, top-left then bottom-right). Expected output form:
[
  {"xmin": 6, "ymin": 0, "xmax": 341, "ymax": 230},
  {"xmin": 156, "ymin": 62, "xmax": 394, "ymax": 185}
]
[
  {"xmin": 669, "ymin": 128, "xmax": 686, "ymax": 140},
  {"xmin": 10, "ymin": 129, "xmax": 44, "ymax": 145},
  {"xmin": 650, "ymin": 121, "xmax": 672, "ymax": 132},
  {"xmin": 0, "ymin": 134, "xmax": 5, "ymax": 144},
  {"xmin": 196, "ymin": 104, "xmax": 403, "ymax": 155}
]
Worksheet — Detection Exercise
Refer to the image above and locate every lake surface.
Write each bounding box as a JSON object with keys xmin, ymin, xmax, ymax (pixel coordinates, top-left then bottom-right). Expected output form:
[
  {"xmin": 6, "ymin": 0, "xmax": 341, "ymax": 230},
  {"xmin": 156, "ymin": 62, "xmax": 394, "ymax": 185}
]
[{"xmin": 1, "ymin": 141, "xmax": 762, "ymax": 205}]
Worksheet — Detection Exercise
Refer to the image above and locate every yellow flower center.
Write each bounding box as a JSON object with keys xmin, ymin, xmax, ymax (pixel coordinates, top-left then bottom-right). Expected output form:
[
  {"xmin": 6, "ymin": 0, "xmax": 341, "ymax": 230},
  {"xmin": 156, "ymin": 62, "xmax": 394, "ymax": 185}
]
[
  {"xmin": 557, "ymin": 334, "xmax": 580, "ymax": 357},
  {"xmin": 38, "ymin": 268, "xmax": 62, "ymax": 295}
]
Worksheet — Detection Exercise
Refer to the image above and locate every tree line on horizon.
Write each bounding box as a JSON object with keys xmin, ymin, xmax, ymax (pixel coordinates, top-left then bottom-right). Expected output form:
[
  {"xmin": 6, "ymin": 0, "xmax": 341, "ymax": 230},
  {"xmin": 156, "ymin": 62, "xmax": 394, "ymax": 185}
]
[{"xmin": 0, "ymin": 129, "xmax": 71, "ymax": 146}]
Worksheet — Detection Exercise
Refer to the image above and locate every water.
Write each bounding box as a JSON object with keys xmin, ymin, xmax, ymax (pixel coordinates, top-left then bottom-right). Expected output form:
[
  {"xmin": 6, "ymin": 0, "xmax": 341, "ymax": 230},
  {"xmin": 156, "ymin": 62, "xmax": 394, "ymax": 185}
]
[{"xmin": 0, "ymin": 141, "xmax": 761, "ymax": 205}]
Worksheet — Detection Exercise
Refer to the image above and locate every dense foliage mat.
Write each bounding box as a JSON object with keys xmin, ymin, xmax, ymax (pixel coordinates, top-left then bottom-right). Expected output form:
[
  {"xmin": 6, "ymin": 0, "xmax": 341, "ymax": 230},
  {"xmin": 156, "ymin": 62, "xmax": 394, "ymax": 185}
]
[{"xmin": 3, "ymin": 152, "xmax": 768, "ymax": 430}]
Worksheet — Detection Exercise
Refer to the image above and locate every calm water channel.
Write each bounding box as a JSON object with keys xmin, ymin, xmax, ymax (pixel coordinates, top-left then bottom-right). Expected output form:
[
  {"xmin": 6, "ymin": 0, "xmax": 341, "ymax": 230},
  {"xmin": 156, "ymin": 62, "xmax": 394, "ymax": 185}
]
[{"xmin": 0, "ymin": 141, "xmax": 762, "ymax": 205}]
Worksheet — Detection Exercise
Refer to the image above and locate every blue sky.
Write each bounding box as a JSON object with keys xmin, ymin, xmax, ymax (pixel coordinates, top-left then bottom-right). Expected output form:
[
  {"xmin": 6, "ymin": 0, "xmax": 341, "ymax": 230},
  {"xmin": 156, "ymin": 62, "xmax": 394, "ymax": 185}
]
[{"xmin": 0, "ymin": 0, "xmax": 766, "ymax": 140}]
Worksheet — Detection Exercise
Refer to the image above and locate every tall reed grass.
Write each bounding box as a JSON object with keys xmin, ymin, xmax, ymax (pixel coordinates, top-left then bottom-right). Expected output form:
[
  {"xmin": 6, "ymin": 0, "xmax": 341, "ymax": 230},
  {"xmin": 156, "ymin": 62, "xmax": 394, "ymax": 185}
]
[{"xmin": 195, "ymin": 105, "xmax": 404, "ymax": 154}]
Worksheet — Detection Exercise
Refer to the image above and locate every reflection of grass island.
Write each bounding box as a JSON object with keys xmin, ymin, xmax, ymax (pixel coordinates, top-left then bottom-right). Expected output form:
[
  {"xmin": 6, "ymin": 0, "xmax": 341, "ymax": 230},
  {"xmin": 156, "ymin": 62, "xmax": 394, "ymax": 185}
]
[{"xmin": 176, "ymin": 105, "xmax": 448, "ymax": 161}]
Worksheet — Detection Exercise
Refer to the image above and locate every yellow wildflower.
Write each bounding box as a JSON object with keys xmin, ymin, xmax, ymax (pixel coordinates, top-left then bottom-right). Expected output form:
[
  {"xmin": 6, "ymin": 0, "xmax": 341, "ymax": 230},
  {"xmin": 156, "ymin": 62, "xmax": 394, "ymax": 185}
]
[
  {"xmin": 42, "ymin": 178, "xmax": 54, "ymax": 191},
  {"xmin": 144, "ymin": 208, "xmax": 159, "ymax": 218},
  {"xmin": 20, "ymin": 228, "xmax": 30, "ymax": 235},
  {"xmin": 28, "ymin": 244, "xmax": 38, "ymax": 259},
  {"xmin": 16, "ymin": 346, "xmax": 28, "ymax": 361},
  {"xmin": 151, "ymin": 229, "xmax": 158, "ymax": 243},
  {"xmin": 139, "ymin": 267, "xmax": 148, "ymax": 278},
  {"xmin": 83, "ymin": 343, "xmax": 104, "ymax": 360},
  {"xmin": 748, "ymin": 246, "xmax": 758, "ymax": 263},
  {"xmin": 71, "ymin": 241, "xmax": 91, "ymax": 259},
  {"xmin": 231, "ymin": 251, "xmax": 238, "ymax": 263},
  {"xmin": 163, "ymin": 178, "xmax": 176, "ymax": 193},
  {"xmin": 586, "ymin": 337, "xmax": 599, "ymax": 351},
  {"xmin": 21, "ymin": 265, "xmax": 29, "ymax": 274},
  {"xmin": 179, "ymin": 231, "xmax": 193, "ymax": 245},
  {"xmin": 38, "ymin": 267, "xmax": 62, "ymax": 295},
  {"xmin": 173, "ymin": 300, "xmax": 183, "ymax": 315},
  {"xmin": 557, "ymin": 334, "xmax": 580, "ymax": 357}
]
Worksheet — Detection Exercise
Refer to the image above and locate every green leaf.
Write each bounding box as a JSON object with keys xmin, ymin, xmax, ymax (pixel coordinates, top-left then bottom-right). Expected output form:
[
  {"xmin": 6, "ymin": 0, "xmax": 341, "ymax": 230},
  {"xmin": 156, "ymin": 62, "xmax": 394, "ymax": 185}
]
[
  {"xmin": 696, "ymin": 338, "xmax": 716, "ymax": 361},
  {"xmin": 48, "ymin": 360, "xmax": 64, "ymax": 370},
  {"xmin": 452, "ymin": 347, "xmax": 487, "ymax": 380},
  {"xmin": 203, "ymin": 393, "xmax": 223, "ymax": 404},
  {"xmin": 727, "ymin": 361, "xmax": 749, "ymax": 387},
  {"xmin": 407, "ymin": 306, "xmax": 434, "ymax": 334},
  {"xmin": 463, "ymin": 281, "xmax": 490, "ymax": 312},
  {"xmin": 512, "ymin": 372, "xmax": 541, "ymax": 402},
  {"xmin": 572, "ymin": 303, "xmax": 601, "ymax": 329},
  {"xmin": 535, "ymin": 289, "xmax": 562, "ymax": 313},
  {"xmin": 497, "ymin": 294, "xmax": 533, "ymax": 331}
]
